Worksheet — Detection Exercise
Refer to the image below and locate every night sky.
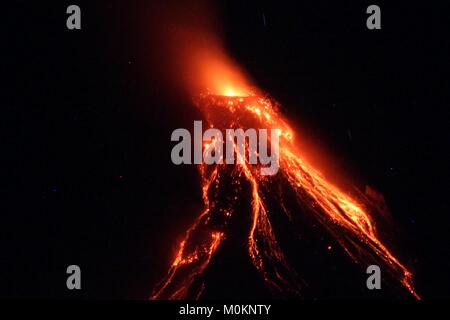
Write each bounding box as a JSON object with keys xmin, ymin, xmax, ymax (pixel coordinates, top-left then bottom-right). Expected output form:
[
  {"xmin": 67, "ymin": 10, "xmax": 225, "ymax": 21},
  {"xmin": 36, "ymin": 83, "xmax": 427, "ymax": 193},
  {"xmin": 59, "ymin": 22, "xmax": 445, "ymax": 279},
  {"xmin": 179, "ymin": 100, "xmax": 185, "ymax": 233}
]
[{"xmin": 3, "ymin": 1, "xmax": 450, "ymax": 300}]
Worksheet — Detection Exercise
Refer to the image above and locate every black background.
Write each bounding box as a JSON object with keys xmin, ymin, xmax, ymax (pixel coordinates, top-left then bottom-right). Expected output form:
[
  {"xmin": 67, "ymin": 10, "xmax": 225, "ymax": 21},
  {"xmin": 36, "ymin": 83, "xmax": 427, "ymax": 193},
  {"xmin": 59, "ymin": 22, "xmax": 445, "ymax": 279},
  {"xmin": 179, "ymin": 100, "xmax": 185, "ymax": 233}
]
[{"xmin": 3, "ymin": 1, "xmax": 450, "ymax": 299}]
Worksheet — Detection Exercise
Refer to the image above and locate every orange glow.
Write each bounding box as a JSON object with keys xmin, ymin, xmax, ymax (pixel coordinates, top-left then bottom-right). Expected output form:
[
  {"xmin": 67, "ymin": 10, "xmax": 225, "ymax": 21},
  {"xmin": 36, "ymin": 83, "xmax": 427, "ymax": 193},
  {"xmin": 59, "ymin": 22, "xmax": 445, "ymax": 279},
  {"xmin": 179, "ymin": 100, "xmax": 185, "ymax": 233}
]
[
  {"xmin": 223, "ymin": 86, "xmax": 248, "ymax": 97},
  {"xmin": 148, "ymin": 3, "xmax": 254, "ymax": 98}
]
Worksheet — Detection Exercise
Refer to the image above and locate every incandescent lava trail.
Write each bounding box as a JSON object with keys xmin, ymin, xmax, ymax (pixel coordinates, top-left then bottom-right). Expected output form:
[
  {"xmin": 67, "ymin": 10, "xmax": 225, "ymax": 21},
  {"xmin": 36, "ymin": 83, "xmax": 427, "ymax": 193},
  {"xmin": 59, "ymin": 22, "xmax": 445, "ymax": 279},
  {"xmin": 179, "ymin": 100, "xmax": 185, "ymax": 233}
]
[
  {"xmin": 148, "ymin": 3, "xmax": 420, "ymax": 300},
  {"xmin": 151, "ymin": 92, "xmax": 420, "ymax": 300}
]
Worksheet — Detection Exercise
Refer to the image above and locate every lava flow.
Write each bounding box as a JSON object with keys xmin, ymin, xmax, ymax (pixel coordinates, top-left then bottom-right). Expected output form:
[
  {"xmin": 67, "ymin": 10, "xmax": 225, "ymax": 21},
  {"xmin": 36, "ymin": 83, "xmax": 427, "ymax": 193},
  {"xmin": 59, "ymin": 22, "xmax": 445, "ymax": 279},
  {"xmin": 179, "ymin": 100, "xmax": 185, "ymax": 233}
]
[
  {"xmin": 150, "ymin": 91, "xmax": 420, "ymax": 300},
  {"xmin": 148, "ymin": 3, "xmax": 420, "ymax": 300}
]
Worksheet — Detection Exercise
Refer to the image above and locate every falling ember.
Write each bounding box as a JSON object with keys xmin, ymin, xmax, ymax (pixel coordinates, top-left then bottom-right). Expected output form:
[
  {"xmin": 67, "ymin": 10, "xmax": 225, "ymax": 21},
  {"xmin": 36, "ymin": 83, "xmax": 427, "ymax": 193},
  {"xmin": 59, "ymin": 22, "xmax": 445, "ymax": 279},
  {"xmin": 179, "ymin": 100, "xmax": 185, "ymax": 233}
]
[{"xmin": 148, "ymin": 3, "xmax": 420, "ymax": 300}]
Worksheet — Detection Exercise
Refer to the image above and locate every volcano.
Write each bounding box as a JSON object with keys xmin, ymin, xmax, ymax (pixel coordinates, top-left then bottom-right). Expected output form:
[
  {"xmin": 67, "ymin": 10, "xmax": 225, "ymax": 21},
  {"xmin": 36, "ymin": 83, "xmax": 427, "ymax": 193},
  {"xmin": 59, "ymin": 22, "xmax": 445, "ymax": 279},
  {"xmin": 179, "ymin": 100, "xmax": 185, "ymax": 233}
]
[{"xmin": 150, "ymin": 91, "xmax": 420, "ymax": 300}]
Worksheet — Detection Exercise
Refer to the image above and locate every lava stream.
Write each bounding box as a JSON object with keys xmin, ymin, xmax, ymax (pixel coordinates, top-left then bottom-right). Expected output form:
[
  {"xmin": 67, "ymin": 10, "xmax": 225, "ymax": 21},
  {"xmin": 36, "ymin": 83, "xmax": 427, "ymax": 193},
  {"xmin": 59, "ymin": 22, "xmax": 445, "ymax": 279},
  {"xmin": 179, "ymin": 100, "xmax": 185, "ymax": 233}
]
[{"xmin": 150, "ymin": 92, "xmax": 420, "ymax": 300}]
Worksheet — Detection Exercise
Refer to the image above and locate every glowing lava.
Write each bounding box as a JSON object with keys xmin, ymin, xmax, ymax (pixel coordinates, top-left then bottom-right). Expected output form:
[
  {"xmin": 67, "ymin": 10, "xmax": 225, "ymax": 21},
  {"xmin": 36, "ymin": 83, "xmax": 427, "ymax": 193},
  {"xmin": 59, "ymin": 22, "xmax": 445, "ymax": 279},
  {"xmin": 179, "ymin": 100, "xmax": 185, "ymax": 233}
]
[{"xmin": 150, "ymin": 91, "xmax": 420, "ymax": 300}]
